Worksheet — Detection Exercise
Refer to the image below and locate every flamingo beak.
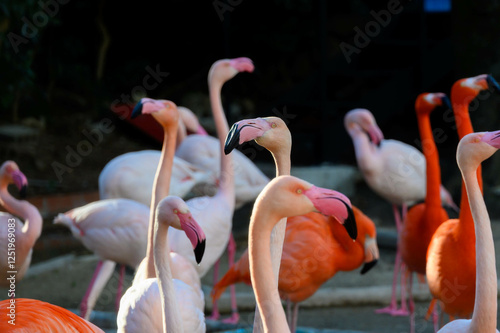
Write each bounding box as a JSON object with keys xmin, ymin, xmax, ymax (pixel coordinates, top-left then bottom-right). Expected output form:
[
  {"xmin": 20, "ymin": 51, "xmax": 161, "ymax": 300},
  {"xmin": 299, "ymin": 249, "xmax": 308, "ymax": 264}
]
[
  {"xmin": 225, "ymin": 123, "xmax": 242, "ymax": 155},
  {"xmin": 131, "ymin": 100, "xmax": 144, "ymax": 119},
  {"xmin": 229, "ymin": 57, "xmax": 255, "ymax": 73},
  {"xmin": 304, "ymin": 186, "xmax": 358, "ymax": 240},
  {"xmin": 441, "ymin": 95, "xmax": 452, "ymax": 110},
  {"xmin": 481, "ymin": 129, "xmax": 500, "ymax": 149},
  {"xmin": 177, "ymin": 212, "xmax": 206, "ymax": 264},
  {"xmin": 360, "ymin": 259, "xmax": 378, "ymax": 275},
  {"xmin": 11, "ymin": 170, "xmax": 28, "ymax": 199},
  {"xmin": 486, "ymin": 74, "xmax": 500, "ymax": 94}
]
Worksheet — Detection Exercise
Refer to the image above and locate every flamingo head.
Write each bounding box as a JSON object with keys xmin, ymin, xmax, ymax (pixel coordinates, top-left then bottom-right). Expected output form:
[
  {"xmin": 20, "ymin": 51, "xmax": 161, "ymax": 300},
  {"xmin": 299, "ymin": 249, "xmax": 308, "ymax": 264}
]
[
  {"xmin": 132, "ymin": 98, "xmax": 179, "ymax": 129},
  {"xmin": 303, "ymin": 184, "xmax": 357, "ymax": 240},
  {"xmin": 225, "ymin": 117, "xmax": 288, "ymax": 154},
  {"xmin": 344, "ymin": 108, "xmax": 384, "ymax": 146},
  {"xmin": 156, "ymin": 196, "xmax": 206, "ymax": 264},
  {"xmin": 415, "ymin": 92, "xmax": 451, "ymax": 116},
  {"xmin": 451, "ymin": 74, "xmax": 500, "ymax": 106},
  {"xmin": 457, "ymin": 129, "xmax": 500, "ymax": 175},
  {"xmin": 208, "ymin": 57, "xmax": 254, "ymax": 86},
  {"xmin": 0, "ymin": 161, "xmax": 27, "ymax": 198}
]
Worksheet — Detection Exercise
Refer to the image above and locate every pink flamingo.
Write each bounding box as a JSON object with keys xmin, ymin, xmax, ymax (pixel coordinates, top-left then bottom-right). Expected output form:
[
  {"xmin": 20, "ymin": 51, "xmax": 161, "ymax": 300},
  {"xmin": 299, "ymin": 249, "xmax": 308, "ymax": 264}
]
[
  {"xmin": 0, "ymin": 161, "xmax": 42, "ymax": 286},
  {"xmin": 117, "ymin": 196, "xmax": 207, "ymax": 332},
  {"xmin": 248, "ymin": 175, "xmax": 357, "ymax": 332},
  {"xmin": 174, "ymin": 57, "xmax": 270, "ymax": 209},
  {"xmin": 436, "ymin": 130, "xmax": 500, "ymax": 333},
  {"xmin": 176, "ymin": 105, "xmax": 208, "ymax": 145},
  {"xmin": 53, "ymin": 198, "xmax": 150, "ymax": 320},
  {"xmin": 344, "ymin": 108, "xmax": 458, "ymax": 316}
]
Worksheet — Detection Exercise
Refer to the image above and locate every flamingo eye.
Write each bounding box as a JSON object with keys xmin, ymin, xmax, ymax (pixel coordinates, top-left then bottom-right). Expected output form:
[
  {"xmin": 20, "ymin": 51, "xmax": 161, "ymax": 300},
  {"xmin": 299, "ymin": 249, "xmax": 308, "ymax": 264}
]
[
  {"xmin": 271, "ymin": 123, "xmax": 277, "ymax": 128},
  {"xmin": 296, "ymin": 189, "xmax": 302, "ymax": 194},
  {"xmin": 173, "ymin": 209, "xmax": 178, "ymax": 214}
]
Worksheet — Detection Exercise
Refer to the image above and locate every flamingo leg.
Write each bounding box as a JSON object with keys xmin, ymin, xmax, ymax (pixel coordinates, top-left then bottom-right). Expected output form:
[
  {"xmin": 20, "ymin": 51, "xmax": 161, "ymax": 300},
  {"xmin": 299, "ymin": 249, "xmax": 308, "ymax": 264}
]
[
  {"xmin": 221, "ymin": 233, "xmax": 240, "ymax": 324},
  {"xmin": 115, "ymin": 264, "xmax": 126, "ymax": 312},
  {"xmin": 207, "ymin": 259, "xmax": 221, "ymax": 321},
  {"xmin": 80, "ymin": 260, "xmax": 116, "ymax": 321},
  {"xmin": 375, "ymin": 204, "xmax": 409, "ymax": 316},
  {"xmin": 291, "ymin": 303, "xmax": 299, "ymax": 333},
  {"xmin": 407, "ymin": 272, "xmax": 415, "ymax": 333}
]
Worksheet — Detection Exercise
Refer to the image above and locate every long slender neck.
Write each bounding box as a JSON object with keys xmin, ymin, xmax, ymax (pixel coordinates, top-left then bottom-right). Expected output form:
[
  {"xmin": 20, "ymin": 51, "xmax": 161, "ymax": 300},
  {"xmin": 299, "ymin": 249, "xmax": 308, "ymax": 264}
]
[
  {"xmin": 350, "ymin": 130, "xmax": 377, "ymax": 172},
  {"xmin": 209, "ymin": 78, "xmax": 235, "ymax": 203},
  {"xmin": 249, "ymin": 207, "xmax": 290, "ymax": 333},
  {"xmin": 0, "ymin": 185, "xmax": 42, "ymax": 243},
  {"xmin": 416, "ymin": 112, "xmax": 442, "ymax": 205},
  {"xmin": 254, "ymin": 140, "xmax": 291, "ymax": 333},
  {"xmin": 463, "ymin": 170, "xmax": 497, "ymax": 332},
  {"xmin": 154, "ymin": 220, "xmax": 183, "ymax": 332},
  {"xmin": 146, "ymin": 128, "xmax": 177, "ymax": 279},
  {"xmin": 454, "ymin": 102, "xmax": 483, "ymax": 190}
]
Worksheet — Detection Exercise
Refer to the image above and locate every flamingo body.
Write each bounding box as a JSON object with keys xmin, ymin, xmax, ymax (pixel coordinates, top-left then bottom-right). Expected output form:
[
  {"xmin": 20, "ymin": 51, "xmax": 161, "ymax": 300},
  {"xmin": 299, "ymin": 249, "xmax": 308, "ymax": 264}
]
[
  {"xmin": 0, "ymin": 298, "xmax": 104, "ymax": 332},
  {"xmin": 98, "ymin": 150, "xmax": 214, "ymax": 206}
]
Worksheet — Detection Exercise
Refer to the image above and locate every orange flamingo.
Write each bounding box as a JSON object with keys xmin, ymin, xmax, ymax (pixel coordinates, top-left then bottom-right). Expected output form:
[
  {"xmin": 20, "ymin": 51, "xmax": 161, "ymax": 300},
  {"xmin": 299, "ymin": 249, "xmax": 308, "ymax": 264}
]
[
  {"xmin": 215, "ymin": 117, "xmax": 377, "ymax": 332},
  {"xmin": 0, "ymin": 161, "xmax": 42, "ymax": 287},
  {"xmin": 437, "ymin": 130, "xmax": 500, "ymax": 333},
  {"xmin": 0, "ymin": 298, "xmax": 104, "ymax": 332},
  {"xmin": 248, "ymin": 175, "xmax": 357, "ymax": 332},
  {"xmin": 426, "ymin": 74, "xmax": 500, "ymax": 325},
  {"xmin": 398, "ymin": 93, "xmax": 451, "ymax": 332}
]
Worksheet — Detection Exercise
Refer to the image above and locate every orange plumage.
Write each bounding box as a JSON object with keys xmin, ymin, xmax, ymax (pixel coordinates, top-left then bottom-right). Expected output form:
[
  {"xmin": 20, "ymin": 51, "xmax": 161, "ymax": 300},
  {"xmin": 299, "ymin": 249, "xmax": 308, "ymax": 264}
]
[
  {"xmin": 0, "ymin": 298, "xmax": 104, "ymax": 332},
  {"xmin": 426, "ymin": 74, "xmax": 499, "ymax": 319},
  {"xmin": 211, "ymin": 206, "xmax": 378, "ymax": 305},
  {"xmin": 399, "ymin": 93, "xmax": 450, "ymax": 276}
]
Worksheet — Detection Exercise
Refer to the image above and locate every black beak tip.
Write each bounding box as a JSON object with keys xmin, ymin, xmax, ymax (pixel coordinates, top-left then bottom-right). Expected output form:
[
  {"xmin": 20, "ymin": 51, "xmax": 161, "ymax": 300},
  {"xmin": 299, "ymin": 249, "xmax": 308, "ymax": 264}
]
[
  {"xmin": 441, "ymin": 96, "xmax": 452, "ymax": 110},
  {"xmin": 194, "ymin": 239, "xmax": 206, "ymax": 264},
  {"xmin": 343, "ymin": 204, "xmax": 358, "ymax": 240},
  {"xmin": 360, "ymin": 259, "xmax": 378, "ymax": 275},
  {"xmin": 19, "ymin": 185, "xmax": 27, "ymax": 199},
  {"xmin": 487, "ymin": 74, "xmax": 500, "ymax": 93},
  {"xmin": 131, "ymin": 101, "xmax": 144, "ymax": 119},
  {"xmin": 224, "ymin": 124, "xmax": 241, "ymax": 155}
]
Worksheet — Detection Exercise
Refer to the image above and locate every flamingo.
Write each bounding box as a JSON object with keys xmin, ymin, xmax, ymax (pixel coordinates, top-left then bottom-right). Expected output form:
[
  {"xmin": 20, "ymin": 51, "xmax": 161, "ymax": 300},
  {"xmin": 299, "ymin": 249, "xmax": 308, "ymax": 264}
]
[
  {"xmin": 213, "ymin": 116, "xmax": 379, "ymax": 331},
  {"xmin": 398, "ymin": 93, "xmax": 451, "ymax": 332},
  {"xmin": 426, "ymin": 74, "xmax": 500, "ymax": 324},
  {"xmin": 343, "ymin": 108, "xmax": 458, "ymax": 316},
  {"xmin": 0, "ymin": 161, "xmax": 42, "ymax": 287},
  {"xmin": 176, "ymin": 105, "xmax": 208, "ymax": 146},
  {"xmin": 131, "ymin": 89, "xmax": 235, "ymax": 281},
  {"xmin": 0, "ymin": 298, "xmax": 104, "ymax": 332},
  {"xmin": 53, "ymin": 198, "xmax": 150, "ymax": 320},
  {"xmin": 117, "ymin": 196, "xmax": 207, "ymax": 332},
  {"xmin": 248, "ymin": 175, "xmax": 358, "ymax": 333},
  {"xmin": 174, "ymin": 57, "xmax": 270, "ymax": 210},
  {"xmin": 435, "ymin": 130, "xmax": 500, "ymax": 333}
]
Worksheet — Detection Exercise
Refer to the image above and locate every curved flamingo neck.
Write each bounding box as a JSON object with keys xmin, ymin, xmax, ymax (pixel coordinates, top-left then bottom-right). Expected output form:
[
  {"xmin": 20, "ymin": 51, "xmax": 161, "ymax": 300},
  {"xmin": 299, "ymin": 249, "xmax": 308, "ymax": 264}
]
[
  {"xmin": 416, "ymin": 112, "xmax": 442, "ymax": 205},
  {"xmin": 0, "ymin": 185, "xmax": 42, "ymax": 243},
  {"xmin": 154, "ymin": 219, "xmax": 183, "ymax": 332},
  {"xmin": 145, "ymin": 129, "xmax": 177, "ymax": 279},
  {"xmin": 462, "ymin": 170, "xmax": 497, "ymax": 332},
  {"xmin": 249, "ymin": 207, "xmax": 290, "ymax": 333},
  {"xmin": 209, "ymin": 78, "xmax": 234, "ymax": 202},
  {"xmin": 349, "ymin": 129, "xmax": 378, "ymax": 172}
]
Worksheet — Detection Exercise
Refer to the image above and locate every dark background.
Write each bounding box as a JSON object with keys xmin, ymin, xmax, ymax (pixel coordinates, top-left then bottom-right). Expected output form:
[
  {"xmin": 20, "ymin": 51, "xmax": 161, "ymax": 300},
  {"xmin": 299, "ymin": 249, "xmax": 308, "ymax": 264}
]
[{"xmin": 2, "ymin": 0, "xmax": 500, "ymax": 207}]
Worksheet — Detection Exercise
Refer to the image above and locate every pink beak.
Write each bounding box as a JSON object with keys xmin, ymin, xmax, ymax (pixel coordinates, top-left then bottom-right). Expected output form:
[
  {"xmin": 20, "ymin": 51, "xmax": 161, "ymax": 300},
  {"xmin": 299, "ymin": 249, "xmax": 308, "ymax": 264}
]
[
  {"xmin": 11, "ymin": 170, "xmax": 28, "ymax": 198},
  {"xmin": 303, "ymin": 185, "xmax": 357, "ymax": 240},
  {"xmin": 229, "ymin": 57, "xmax": 255, "ymax": 73},
  {"xmin": 367, "ymin": 124, "xmax": 384, "ymax": 146},
  {"xmin": 177, "ymin": 211, "xmax": 206, "ymax": 264},
  {"xmin": 224, "ymin": 118, "xmax": 271, "ymax": 154},
  {"xmin": 481, "ymin": 129, "xmax": 500, "ymax": 149}
]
